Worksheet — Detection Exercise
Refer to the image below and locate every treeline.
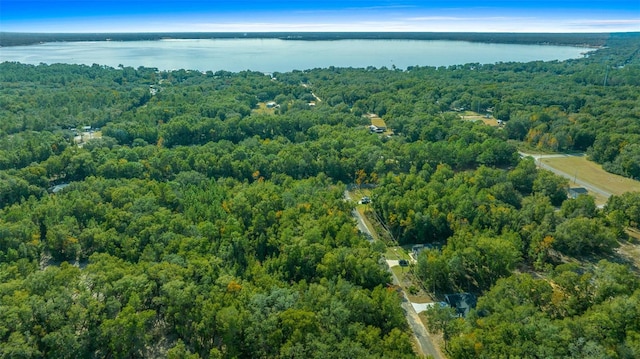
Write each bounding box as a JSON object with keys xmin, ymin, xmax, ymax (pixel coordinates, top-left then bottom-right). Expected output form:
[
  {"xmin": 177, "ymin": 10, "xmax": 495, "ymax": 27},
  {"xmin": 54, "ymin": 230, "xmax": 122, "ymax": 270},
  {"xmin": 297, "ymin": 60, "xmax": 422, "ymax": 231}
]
[
  {"xmin": 0, "ymin": 31, "xmax": 613, "ymax": 47},
  {"xmin": 0, "ymin": 34, "xmax": 639, "ymax": 358}
]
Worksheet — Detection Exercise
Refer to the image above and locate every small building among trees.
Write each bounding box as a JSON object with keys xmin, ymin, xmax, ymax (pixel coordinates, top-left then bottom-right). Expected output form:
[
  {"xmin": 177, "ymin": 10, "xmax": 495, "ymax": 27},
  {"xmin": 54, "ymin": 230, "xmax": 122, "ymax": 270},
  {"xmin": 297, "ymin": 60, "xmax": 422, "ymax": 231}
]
[
  {"xmin": 568, "ymin": 187, "xmax": 588, "ymax": 199},
  {"xmin": 445, "ymin": 293, "xmax": 477, "ymax": 317}
]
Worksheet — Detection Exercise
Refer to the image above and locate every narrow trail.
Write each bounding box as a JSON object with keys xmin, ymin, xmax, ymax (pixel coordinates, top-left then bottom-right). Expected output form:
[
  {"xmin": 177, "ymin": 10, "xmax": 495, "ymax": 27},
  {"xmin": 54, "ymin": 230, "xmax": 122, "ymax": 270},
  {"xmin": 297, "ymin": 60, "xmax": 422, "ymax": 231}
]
[{"xmin": 301, "ymin": 83, "xmax": 322, "ymax": 102}]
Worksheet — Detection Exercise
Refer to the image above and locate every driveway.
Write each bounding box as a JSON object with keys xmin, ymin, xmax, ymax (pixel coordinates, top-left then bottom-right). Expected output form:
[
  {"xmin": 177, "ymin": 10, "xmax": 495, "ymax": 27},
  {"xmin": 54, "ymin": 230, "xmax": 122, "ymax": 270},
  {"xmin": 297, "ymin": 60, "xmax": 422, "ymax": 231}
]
[
  {"xmin": 345, "ymin": 190, "xmax": 374, "ymax": 241},
  {"xmin": 345, "ymin": 189, "xmax": 443, "ymax": 358},
  {"xmin": 385, "ymin": 259, "xmax": 400, "ymax": 267},
  {"xmin": 344, "ymin": 191, "xmax": 443, "ymax": 359},
  {"xmin": 387, "ymin": 261, "xmax": 444, "ymax": 359}
]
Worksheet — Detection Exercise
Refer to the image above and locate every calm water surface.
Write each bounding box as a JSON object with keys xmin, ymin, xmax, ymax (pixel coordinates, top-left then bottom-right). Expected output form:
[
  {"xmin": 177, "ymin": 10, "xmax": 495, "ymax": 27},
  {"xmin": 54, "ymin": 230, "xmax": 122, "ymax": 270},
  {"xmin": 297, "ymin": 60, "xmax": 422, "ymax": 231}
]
[{"xmin": 0, "ymin": 39, "xmax": 590, "ymax": 72}]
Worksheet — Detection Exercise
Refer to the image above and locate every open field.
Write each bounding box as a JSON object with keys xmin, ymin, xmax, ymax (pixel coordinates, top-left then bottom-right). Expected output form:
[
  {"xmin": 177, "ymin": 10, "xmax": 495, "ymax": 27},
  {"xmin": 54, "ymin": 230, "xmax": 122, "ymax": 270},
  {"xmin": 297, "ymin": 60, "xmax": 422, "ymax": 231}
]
[
  {"xmin": 371, "ymin": 116, "xmax": 387, "ymax": 128},
  {"xmin": 390, "ymin": 265, "xmax": 407, "ymax": 280},
  {"xmin": 459, "ymin": 110, "xmax": 499, "ymax": 126},
  {"xmin": 251, "ymin": 102, "xmax": 277, "ymax": 115},
  {"xmin": 540, "ymin": 155, "xmax": 640, "ymax": 198},
  {"xmin": 74, "ymin": 130, "xmax": 102, "ymax": 147},
  {"xmin": 385, "ymin": 246, "xmax": 412, "ymax": 261}
]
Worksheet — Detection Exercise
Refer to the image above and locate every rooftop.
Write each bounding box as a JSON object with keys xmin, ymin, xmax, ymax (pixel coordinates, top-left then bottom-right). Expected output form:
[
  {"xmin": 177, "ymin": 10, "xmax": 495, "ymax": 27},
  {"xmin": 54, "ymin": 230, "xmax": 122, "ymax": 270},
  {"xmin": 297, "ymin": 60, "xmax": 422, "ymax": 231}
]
[{"xmin": 445, "ymin": 293, "xmax": 477, "ymax": 317}]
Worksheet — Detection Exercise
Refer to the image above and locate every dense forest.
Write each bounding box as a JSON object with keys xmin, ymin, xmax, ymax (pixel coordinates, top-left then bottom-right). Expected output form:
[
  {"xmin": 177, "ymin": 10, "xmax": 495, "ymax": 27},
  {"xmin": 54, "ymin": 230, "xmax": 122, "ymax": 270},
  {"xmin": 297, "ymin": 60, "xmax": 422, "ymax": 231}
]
[{"xmin": 1, "ymin": 33, "xmax": 639, "ymax": 358}]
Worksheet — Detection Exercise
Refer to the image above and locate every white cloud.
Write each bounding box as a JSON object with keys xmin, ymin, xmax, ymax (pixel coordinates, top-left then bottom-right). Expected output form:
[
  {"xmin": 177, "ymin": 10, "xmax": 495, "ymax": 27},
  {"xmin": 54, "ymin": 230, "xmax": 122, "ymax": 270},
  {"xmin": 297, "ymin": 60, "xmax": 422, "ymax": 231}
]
[
  {"xmin": 4, "ymin": 9, "xmax": 638, "ymax": 33},
  {"xmin": 405, "ymin": 16, "xmax": 535, "ymax": 21},
  {"xmin": 568, "ymin": 19, "xmax": 640, "ymax": 26}
]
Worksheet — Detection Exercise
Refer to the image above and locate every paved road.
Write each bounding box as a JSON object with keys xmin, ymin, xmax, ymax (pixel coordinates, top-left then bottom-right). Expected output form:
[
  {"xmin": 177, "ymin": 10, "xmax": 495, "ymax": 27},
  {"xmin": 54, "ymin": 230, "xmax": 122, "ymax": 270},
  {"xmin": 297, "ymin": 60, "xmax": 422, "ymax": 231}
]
[
  {"xmin": 519, "ymin": 152, "xmax": 613, "ymax": 199},
  {"xmin": 345, "ymin": 190, "xmax": 443, "ymax": 359}
]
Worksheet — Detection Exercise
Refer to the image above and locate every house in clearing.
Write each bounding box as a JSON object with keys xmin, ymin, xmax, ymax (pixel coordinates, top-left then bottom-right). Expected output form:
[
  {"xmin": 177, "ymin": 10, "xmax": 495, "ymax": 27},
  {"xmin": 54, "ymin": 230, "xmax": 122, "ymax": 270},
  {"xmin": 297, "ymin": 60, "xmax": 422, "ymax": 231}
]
[
  {"xmin": 49, "ymin": 183, "xmax": 70, "ymax": 194},
  {"xmin": 369, "ymin": 125, "xmax": 384, "ymax": 133},
  {"xmin": 568, "ymin": 187, "xmax": 589, "ymax": 199},
  {"xmin": 412, "ymin": 244, "xmax": 426, "ymax": 258}
]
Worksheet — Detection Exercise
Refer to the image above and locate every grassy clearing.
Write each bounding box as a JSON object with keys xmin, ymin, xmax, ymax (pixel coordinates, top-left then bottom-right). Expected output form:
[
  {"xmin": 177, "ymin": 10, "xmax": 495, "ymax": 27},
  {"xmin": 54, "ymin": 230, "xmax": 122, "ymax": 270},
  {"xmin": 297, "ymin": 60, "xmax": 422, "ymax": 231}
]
[
  {"xmin": 252, "ymin": 102, "xmax": 276, "ymax": 115},
  {"xmin": 540, "ymin": 156, "xmax": 640, "ymax": 196},
  {"xmin": 398, "ymin": 247, "xmax": 411, "ymax": 261},
  {"xmin": 75, "ymin": 130, "xmax": 102, "ymax": 147},
  {"xmin": 407, "ymin": 294, "xmax": 434, "ymax": 304},
  {"xmin": 385, "ymin": 246, "xmax": 412, "ymax": 261},
  {"xmin": 350, "ymin": 188, "xmax": 373, "ymax": 199},
  {"xmin": 401, "ymin": 244, "xmax": 419, "ymax": 254},
  {"xmin": 390, "ymin": 265, "xmax": 408, "ymax": 280},
  {"xmin": 459, "ymin": 110, "xmax": 499, "ymax": 126},
  {"xmin": 371, "ymin": 117, "xmax": 387, "ymax": 128},
  {"xmin": 385, "ymin": 247, "xmax": 401, "ymax": 260}
]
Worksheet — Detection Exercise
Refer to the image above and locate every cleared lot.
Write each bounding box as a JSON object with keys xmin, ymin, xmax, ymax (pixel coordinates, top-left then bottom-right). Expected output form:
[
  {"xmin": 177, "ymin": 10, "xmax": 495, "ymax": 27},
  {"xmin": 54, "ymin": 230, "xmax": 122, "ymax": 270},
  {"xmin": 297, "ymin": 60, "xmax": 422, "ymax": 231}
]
[{"xmin": 539, "ymin": 155, "xmax": 640, "ymax": 197}]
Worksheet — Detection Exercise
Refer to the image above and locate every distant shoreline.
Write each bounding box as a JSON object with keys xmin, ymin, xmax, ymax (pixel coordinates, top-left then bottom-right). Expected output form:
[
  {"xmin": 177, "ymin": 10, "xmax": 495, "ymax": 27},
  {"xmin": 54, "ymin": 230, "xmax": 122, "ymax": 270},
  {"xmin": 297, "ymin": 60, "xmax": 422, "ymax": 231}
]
[{"xmin": 0, "ymin": 31, "xmax": 625, "ymax": 48}]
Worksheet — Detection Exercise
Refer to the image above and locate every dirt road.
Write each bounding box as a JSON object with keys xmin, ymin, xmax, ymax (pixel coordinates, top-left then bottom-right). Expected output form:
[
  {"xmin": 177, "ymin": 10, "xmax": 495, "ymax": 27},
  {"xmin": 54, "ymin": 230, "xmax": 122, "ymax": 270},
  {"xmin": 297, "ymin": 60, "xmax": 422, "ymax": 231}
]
[
  {"xmin": 344, "ymin": 191, "xmax": 373, "ymax": 240},
  {"xmin": 388, "ymin": 262, "xmax": 444, "ymax": 359}
]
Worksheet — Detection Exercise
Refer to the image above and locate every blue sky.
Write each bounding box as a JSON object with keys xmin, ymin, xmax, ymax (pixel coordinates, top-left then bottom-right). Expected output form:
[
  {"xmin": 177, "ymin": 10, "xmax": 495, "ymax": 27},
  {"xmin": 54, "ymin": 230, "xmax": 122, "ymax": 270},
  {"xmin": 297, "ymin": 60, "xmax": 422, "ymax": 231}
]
[{"xmin": 1, "ymin": 0, "xmax": 638, "ymax": 33}]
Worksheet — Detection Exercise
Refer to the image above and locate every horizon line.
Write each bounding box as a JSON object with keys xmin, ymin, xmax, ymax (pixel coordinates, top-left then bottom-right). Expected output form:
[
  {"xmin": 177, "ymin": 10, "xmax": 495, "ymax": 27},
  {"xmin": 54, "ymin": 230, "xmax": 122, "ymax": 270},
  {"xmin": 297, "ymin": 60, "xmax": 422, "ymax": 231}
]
[{"xmin": 3, "ymin": 30, "xmax": 637, "ymax": 34}]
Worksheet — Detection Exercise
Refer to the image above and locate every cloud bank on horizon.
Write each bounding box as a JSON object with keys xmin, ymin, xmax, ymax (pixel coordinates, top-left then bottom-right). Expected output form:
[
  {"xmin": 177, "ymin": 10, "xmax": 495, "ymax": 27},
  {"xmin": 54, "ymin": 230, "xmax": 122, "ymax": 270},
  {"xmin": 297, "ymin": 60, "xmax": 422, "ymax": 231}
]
[{"xmin": 1, "ymin": 0, "xmax": 639, "ymax": 33}]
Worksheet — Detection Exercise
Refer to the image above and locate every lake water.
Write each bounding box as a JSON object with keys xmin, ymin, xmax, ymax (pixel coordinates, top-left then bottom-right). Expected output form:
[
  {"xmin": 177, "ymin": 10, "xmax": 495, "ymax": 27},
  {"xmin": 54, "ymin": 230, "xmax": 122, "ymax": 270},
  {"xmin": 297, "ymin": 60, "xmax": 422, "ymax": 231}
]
[{"xmin": 0, "ymin": 39, "xmax": 590, "ymax": 72}]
